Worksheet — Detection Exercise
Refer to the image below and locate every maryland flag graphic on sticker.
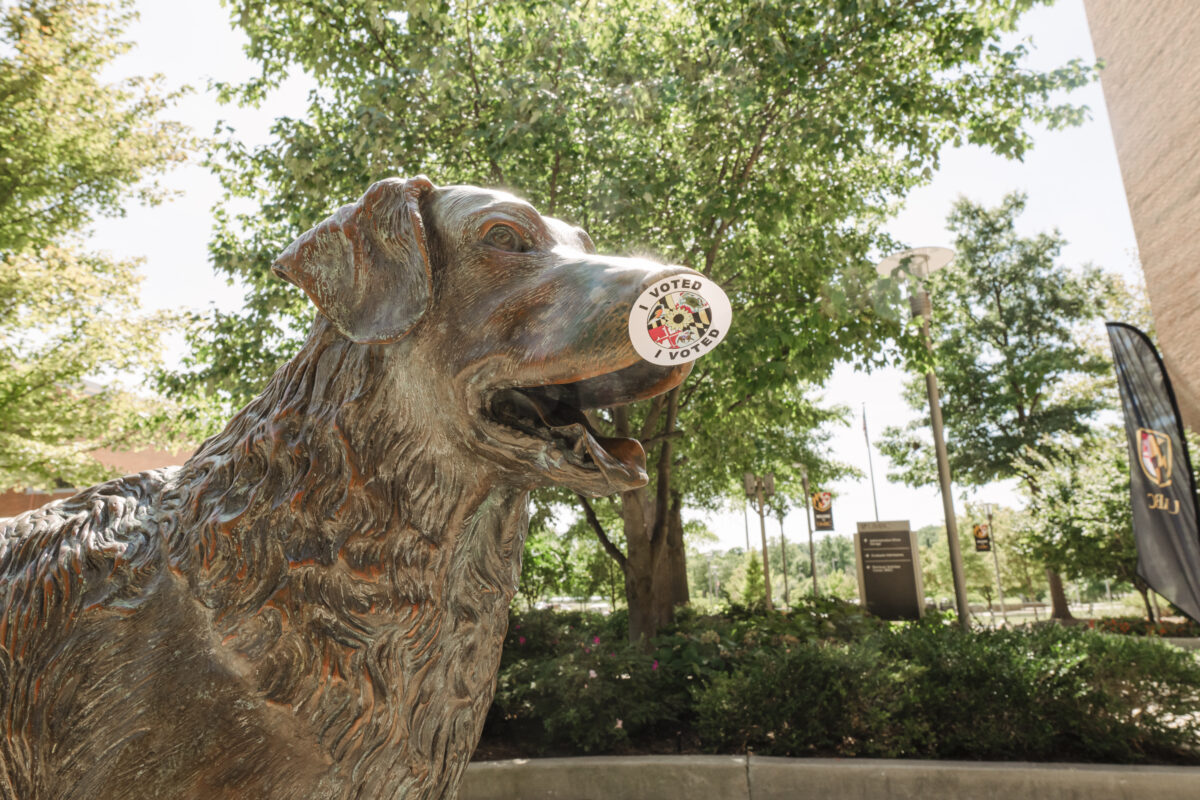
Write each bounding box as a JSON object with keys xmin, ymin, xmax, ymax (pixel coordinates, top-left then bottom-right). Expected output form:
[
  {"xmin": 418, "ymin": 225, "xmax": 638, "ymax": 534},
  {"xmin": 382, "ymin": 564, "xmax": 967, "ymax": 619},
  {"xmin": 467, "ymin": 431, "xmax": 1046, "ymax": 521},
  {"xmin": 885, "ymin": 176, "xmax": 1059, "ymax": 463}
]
[
  {"xmin": 646, "ymin": 291, "xmax": 713, "ymax": 349},
  {"xmin": 628, "ymin": 275, "xmax": 731, "ymax": 366},
  {"xmin": 1138, "ymin": 427, "xmax": 1173, "ymax": 488}
]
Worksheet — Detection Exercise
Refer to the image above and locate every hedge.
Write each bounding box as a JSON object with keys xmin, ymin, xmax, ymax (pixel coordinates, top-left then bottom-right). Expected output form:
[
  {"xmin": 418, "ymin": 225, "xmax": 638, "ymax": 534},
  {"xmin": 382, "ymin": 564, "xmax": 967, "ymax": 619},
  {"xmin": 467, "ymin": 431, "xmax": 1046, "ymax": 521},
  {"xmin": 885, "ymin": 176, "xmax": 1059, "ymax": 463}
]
[{"xmin": 479, "ymin": 602, "xmax": 1200, "ymax": 764}]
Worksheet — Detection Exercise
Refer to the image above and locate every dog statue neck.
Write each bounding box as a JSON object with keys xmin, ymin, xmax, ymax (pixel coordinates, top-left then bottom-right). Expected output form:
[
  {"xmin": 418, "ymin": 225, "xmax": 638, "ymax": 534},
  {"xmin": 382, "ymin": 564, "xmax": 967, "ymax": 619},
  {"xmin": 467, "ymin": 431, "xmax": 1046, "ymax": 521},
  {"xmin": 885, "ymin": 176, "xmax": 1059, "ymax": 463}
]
[{"xmin": 169, "ymin": 322, "xmax": 531, "ymax": 798}]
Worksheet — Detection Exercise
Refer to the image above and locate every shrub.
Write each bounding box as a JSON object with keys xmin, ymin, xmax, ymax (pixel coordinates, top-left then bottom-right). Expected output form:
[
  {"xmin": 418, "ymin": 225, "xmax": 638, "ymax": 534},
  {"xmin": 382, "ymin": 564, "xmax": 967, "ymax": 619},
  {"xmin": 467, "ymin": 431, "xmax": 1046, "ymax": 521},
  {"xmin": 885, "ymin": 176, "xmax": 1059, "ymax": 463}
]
[
  {"xmin": 480, "ymin": 607, "xmax": 1200, "ymax": 764},
  {"xmin": 692, "ymin": 641, "xmax": 924, "ymax": 757},
  {"xmin": 489, "ymin": 612, "xmax": 676, "ymax": 754}
]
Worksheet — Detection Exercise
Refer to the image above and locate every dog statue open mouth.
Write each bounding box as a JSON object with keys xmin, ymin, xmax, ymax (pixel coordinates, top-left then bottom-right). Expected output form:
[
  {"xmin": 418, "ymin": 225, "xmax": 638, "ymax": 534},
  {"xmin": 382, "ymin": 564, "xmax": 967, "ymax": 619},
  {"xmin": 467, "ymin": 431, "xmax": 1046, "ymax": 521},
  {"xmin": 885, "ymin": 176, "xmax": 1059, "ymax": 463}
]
[{"xmin": 0, "ymin": 177, "xmax": 707, "ymax": 799}]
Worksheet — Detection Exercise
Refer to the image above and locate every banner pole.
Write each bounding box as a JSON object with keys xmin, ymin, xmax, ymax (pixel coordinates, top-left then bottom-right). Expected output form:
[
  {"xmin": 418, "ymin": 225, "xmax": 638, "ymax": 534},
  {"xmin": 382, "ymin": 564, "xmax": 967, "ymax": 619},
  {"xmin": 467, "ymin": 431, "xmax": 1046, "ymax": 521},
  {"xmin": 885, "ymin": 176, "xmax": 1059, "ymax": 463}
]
[{"xmin": 802, "ymin": 467, "xmax": 818, "ymax": 598}]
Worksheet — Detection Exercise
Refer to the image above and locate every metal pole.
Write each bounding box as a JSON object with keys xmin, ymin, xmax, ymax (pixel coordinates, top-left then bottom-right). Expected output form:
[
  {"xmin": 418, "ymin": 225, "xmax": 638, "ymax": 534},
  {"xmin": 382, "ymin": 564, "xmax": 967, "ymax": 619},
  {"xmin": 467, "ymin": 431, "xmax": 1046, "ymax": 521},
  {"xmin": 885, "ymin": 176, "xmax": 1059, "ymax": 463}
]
[
  {"xmin": 863, "ymin": 403, "xmax": 880, "ymax": 522},
  {"xmin": 742, "ymin": 498, "xmax": 751, "ymax": 551},
  {"xmin": 985, "ymin": 504, "xmax": 1008, "ymax": 626},
  {"xmin": 801, "ymin": 467, "xmax": 818, "ymax": 597},
  {"xmin": 754, "ymin": 480, "xmax": 774, "ymax": 611},
  {"xmin": 777, "ymin": 510, "xmax": 790, "ymax": 608},
  {"xmin": 913, "ymin": 288, "xmax": 970, "ymax": 631}
]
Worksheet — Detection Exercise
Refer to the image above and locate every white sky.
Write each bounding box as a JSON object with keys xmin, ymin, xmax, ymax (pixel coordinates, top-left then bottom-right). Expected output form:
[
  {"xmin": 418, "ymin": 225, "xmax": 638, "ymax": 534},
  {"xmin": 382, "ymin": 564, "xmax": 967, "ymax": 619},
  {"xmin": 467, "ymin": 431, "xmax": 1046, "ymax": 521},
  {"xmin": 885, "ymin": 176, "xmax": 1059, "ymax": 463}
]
[{"xmin": 88, "ymin": 0, "xmax": 1139, "ymax": 552}]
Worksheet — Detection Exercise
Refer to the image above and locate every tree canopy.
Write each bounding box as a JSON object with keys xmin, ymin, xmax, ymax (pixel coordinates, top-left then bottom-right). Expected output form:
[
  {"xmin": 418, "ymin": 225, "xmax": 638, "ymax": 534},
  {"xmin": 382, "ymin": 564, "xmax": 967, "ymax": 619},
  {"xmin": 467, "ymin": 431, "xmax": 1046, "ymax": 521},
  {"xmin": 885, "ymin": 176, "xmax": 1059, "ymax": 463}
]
[
  {"xmin": 170, "ymin": 0, "xmax": 1096, "ymax": 639},
  {"xmin": 879, "ymin": 192, "xmax": 1116, "ymax": 492},
  {"xmin": 0, "ymin": 0, "xmax": 191, "ymax": 489},
  {"xmin": 1015, "ymin": 428, "xmax": 1153, "ymax": 618}
]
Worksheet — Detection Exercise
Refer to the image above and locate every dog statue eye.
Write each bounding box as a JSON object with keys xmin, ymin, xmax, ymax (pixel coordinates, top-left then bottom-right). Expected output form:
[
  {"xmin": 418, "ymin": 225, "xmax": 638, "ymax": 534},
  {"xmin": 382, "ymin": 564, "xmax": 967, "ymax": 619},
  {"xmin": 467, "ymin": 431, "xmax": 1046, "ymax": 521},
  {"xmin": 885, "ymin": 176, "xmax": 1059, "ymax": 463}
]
[{"xmin": 483, "ymin": 224, "xmax": 525, "ymax": 253}]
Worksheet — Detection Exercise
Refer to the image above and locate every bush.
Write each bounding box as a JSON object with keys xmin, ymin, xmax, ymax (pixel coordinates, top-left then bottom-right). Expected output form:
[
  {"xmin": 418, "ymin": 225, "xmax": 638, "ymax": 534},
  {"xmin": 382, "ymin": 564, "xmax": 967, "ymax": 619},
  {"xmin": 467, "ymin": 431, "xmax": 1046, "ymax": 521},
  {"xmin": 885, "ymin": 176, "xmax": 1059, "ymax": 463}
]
[
  {"xmin": 488, "ymin": 610, "xmax": 677, "ymax": 754},
  {"xmin": 875, "ymin": 619, "xmax": 1200, "ymax": 761},
  {"xmin": 478, "ymin": 608, "xmax": 1200, "ymax": 764},
  {"xmin": 693, "ymin": 641, "xmax": 922, "ymax": 757}
]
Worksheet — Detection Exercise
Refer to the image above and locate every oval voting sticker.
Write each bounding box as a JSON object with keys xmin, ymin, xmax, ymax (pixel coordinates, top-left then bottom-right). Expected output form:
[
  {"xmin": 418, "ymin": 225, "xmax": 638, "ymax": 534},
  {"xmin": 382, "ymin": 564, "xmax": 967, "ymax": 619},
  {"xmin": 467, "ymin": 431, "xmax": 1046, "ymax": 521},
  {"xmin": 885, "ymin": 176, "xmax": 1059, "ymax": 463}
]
[{"xmin": 628, "ymin": 275, "xmax": 732, "ymax": 366}]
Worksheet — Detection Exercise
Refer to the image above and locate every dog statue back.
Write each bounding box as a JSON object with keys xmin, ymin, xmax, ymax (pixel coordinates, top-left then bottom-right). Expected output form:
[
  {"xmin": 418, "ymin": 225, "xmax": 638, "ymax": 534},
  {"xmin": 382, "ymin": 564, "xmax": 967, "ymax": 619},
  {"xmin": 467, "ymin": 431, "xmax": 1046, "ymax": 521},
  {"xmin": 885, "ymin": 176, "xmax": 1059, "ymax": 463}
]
[{"xmin": 0, "ymin": 177, "xmax": 696, "ymax": 799}]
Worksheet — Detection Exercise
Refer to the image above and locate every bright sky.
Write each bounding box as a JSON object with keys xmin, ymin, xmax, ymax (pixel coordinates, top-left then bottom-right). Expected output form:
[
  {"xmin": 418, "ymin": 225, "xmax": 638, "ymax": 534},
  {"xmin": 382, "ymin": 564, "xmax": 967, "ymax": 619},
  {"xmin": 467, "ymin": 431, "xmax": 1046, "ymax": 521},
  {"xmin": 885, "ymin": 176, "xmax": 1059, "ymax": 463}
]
[{"xmin": 88, "ymin": 0, "xmax": 1139, "ymax": 553}]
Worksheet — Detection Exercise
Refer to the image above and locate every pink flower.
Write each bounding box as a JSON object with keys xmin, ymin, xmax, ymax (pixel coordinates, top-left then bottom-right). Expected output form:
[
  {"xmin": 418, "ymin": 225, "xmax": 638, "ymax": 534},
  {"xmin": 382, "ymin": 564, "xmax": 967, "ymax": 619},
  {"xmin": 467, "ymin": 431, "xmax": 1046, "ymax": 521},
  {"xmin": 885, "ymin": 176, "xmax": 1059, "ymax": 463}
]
[
  {"xmin": 651, "ymin": 659, "xmax": 658, "ymax": 671},
  {"xmin": 518, "ymin": 636, "xmax": 526, "ymax": 645},
  {"xmin": 584, "ymin": 647, "xmax": 591, "ymax": 653},
  {"xmin": 588, "ymin": 669, "xmax": 597, "ymax": 679},
  {"xmin": 593, "ymin": 636, "xmax": 601, "ymax": 644}
]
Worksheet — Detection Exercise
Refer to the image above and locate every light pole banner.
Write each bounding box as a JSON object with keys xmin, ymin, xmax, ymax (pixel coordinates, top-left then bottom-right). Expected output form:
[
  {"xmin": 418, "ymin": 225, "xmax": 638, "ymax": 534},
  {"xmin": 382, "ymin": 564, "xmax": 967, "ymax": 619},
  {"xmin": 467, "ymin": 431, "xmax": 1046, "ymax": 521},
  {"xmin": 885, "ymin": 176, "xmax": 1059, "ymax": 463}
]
[
  {"xmin": 812, "ymin": 492, "xmax": 833, "ymax": 531},
  {"xmin": 1106, "ymin": 322, "xmax": 1200, "ymax": 622}
]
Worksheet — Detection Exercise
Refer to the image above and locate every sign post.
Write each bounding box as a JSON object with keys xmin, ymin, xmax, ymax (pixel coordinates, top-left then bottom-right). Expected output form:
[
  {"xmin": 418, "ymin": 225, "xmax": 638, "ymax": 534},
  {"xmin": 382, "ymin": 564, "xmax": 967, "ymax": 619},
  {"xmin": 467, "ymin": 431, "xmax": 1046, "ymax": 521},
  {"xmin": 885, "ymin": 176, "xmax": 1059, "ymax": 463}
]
[
  {"xmin": 743, "ymin": 472, "xmax": 775, "ymax": 611},
  {"xmin": 800, "ymin": 467, "xmax": 819, "ymax": 598},
  {"xmin": 855, "ymin": 520, "xmax": 925, "ymax": 620},
  {"xmin": 982, "ymin": 504, "xmax": 1008, "ymax": 625}
]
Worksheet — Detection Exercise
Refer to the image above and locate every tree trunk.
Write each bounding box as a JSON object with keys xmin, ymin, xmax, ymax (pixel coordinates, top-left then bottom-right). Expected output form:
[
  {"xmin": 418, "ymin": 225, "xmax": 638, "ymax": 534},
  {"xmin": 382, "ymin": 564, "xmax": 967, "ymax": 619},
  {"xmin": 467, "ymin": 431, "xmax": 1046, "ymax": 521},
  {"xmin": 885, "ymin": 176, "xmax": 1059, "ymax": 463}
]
[
  {"xmin": 1136, "ymin": 582, "xmax": 1156, "ymax": 624},
  {"xmin": 666, "ymin": 491, "xmax": 689, "ymax": 607},
  {"xmin": 582, "ymin": 389, "xmax": 686, "ymax": 648},
  {"xmin": 622, "ymin": 509, "xmax": 675, "ymax": 647},
  {"xmin": 1045, "ymin": 568, "xmax": 1074, "ymax": 621}
]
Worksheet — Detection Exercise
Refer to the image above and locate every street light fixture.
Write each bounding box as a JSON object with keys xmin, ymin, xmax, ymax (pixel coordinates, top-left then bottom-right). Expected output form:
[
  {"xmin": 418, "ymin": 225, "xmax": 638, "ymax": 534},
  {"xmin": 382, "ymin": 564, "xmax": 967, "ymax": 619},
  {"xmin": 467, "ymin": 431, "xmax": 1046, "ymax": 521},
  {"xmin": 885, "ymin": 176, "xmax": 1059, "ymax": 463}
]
[
  {"xmin": 743, "ymin": 472, "xmax": 775, "ymax": 611},
  {"xmin": 876, "ymin": 246, "xmax": 970, "ymax": 631},
  {"xmin": 793, "ymin": 463, "xmax": 819, "ymax": 598},
  {"xmin": 981, "ymin": 503, "xmax": 1009, "ymax": 626}
]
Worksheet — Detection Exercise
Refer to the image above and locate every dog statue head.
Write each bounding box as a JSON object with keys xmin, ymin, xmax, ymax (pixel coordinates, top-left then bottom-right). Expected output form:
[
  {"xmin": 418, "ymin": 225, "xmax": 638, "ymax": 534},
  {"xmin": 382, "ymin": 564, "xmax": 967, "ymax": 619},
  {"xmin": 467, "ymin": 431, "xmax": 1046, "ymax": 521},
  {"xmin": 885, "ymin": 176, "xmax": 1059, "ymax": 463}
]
[{"xmin": 272, "ymin": 176, "xmax": 695, "ymax": 498}]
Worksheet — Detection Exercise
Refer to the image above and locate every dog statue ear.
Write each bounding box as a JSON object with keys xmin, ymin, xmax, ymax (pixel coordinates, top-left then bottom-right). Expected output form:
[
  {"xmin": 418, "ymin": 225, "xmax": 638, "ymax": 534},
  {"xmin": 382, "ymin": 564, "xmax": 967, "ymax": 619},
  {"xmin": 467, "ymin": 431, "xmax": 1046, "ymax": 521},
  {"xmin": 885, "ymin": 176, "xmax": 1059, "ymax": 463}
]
[{"xmin": 272, "ymin": 176, "xmax": 436, "ymax": 343}]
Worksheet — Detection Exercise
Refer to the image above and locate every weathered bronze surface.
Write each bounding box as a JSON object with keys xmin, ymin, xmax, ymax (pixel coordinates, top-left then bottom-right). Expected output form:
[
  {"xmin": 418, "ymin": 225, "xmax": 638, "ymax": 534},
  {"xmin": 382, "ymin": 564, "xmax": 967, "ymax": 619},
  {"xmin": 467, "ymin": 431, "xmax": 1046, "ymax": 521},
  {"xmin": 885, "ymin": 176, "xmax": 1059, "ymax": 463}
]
[{"xmin": 0, "ymin": 178, "xmax": 694, "ymax": 799}]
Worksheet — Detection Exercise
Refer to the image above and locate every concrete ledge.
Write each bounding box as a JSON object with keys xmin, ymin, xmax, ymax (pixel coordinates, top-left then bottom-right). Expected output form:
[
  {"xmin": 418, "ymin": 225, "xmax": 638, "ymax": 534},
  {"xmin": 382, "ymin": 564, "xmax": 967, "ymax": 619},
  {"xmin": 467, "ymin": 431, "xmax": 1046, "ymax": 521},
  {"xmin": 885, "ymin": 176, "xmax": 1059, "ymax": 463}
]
[
  {"xmin": 750, "ymin": 757, "xmax": 1199, "ymax": 800},
  {"xmin": 1165, "ymin": 636, "xmax": 1200, "ymax": 650},
  {"xmin": 460, "ymin": 755, "xmax": 1200, "ymax": 800},
  {"xmin": 461, "ymin": 755, "xmax": 748, "ymax": 800}
]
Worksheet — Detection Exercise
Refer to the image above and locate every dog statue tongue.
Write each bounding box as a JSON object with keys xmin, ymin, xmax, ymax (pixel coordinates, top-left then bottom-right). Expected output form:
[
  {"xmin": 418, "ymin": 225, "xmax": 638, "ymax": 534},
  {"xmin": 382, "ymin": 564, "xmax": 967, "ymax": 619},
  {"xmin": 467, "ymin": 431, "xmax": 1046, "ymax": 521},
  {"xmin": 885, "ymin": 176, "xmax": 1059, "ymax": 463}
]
[{"xmin": 627, "ymin": 274, "xmax": 732, "ymax": 366}]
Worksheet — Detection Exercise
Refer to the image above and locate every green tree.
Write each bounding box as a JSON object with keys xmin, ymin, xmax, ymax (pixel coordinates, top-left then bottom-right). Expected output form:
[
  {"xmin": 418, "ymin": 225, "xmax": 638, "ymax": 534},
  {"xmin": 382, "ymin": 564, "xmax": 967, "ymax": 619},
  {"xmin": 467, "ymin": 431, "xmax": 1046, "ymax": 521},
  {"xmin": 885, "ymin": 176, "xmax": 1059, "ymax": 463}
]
[
  {"xmin": 1016, "ymin": 428, "xmax": 1154, "ymax": 620},
  {"xmin": 879, "ymin": 193, "xmax": 1115, "ymax": 619},
  {"xmin": 738, "ymin": 551, "xmax": 767, "ymax": 611},
  {"xmin": 171, "ymin": 0, "xmax": 1094, "ymax": 642},
  {"xmin": 919, "ymin": 506, "xmax": 1047, "ymax": 619},
  {"xmin": 0, "ymin": 0, "xmax": 191, "ymax": 489},
  {"xmin": 815, "ymin": 533, "xmax": 855, "ymax": 577}
]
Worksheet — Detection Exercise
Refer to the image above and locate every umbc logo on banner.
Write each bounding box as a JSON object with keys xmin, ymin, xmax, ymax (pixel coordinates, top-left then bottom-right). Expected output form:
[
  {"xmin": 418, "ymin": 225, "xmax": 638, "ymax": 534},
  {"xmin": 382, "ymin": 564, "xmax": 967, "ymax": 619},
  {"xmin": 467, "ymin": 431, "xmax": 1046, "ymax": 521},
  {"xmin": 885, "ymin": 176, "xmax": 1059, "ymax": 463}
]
[
  {"xmin": 973, "ymin": 523, "xmax": 991, "ymax": 552},
  {"xmin": 1139, "ymin": 427, "xmax": 1173, "ymax": 488},
  {"xmin": 1139, "ymin": 428, "xmax": 1182, "ymax": 515},
  {"xmin": 812, "ymin": 491, "xmax": 833, "ymax": 531}
]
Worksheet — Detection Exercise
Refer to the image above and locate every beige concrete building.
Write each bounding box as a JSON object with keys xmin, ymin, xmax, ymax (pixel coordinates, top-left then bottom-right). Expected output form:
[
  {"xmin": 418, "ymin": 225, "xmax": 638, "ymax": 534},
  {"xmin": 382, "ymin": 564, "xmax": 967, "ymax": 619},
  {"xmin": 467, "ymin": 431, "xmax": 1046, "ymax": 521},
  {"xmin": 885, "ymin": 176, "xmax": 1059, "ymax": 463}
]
[
  {"xmin": 0, "ymin": 446, "xmax": 191, "ymax": 518},
  {"xmin": 1085, "ymin": 0, "xmax": 1200, "ymax": 429}
]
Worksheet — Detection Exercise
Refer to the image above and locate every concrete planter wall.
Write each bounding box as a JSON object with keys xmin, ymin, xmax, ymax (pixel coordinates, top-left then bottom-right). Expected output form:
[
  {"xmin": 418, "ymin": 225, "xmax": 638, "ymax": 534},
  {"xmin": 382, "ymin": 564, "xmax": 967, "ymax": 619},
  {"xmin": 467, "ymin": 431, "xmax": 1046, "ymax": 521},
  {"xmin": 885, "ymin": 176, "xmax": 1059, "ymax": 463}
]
[
  {"xmin": 1164, "ymin": 636, "xmax": 1200, "ymax": 650},
  {"xmin": 461, "ymin": 756, "xmax": 1200, "ymax": 800}
]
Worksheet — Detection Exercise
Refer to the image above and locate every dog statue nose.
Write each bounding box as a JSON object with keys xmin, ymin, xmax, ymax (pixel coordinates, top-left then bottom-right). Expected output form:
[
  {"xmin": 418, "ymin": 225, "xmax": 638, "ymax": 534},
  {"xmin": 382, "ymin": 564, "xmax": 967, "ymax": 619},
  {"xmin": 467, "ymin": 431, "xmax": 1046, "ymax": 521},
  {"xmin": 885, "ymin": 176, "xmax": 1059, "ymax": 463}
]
[{"xmin": 627, "ymin": 267, "xmax": 732, "ymax": 367}]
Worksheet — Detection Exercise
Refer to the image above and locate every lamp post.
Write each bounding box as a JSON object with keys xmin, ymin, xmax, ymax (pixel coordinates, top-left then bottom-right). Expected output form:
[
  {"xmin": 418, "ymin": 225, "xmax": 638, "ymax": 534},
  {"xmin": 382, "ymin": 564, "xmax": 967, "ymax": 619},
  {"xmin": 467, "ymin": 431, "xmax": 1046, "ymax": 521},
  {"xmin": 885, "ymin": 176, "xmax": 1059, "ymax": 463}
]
[
  {"xmin": 743, "ymin": 472, "xmax": 775, "ymax": 611},
  {"xmin": 776, "ymin": 507, "xmax": 790, "ymax": 609},
  {"xmin": 877, "ymin": 247, "xmax": 970, "ymax": 632},
  {"xmin": 795, "ymin": 463, "xmax": 819, "ymax": 598},
  {"xmin": 982, "ymin": 503, "xmax": 1008, "ymax": 626}
]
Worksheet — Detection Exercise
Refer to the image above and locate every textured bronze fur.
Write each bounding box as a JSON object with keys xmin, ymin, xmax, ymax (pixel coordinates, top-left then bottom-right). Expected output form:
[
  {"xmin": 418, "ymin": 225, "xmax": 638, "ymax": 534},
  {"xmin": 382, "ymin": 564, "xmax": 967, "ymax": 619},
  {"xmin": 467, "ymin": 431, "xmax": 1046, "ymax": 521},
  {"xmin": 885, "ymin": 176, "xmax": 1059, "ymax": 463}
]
[{"xmin": 0, "ymin": 178, "xmax": 693, "ymax": 799}]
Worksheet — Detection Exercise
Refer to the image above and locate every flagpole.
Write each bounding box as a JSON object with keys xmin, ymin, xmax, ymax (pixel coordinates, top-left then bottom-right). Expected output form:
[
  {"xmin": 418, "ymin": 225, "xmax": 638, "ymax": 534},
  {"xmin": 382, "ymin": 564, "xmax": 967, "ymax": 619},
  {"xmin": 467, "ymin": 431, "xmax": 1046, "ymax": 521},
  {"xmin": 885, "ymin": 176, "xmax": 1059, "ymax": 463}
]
[{"xmin": 863, "ymin": 403, "xmax": 880, "ymax": 522}]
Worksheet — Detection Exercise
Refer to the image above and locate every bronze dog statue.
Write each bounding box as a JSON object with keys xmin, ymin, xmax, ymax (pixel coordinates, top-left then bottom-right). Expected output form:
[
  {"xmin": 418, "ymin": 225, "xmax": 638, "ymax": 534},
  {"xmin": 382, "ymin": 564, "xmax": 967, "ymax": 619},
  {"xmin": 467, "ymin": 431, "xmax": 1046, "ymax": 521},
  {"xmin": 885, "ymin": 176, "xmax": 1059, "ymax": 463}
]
[{"xmin": 0, "ymin": 177, "xmax": 695, "ymax": 799}]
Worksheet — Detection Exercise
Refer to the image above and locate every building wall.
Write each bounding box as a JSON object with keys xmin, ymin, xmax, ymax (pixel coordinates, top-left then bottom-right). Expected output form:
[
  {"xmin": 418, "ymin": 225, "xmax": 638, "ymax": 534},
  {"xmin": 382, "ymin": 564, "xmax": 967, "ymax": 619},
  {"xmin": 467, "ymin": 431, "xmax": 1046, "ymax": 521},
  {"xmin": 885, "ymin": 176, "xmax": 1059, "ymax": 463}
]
[
  {"xmin": 1084, "ymin": 0, "xmax": 1200, "ymax": 430},
  {"xmin": 0, "ymin": 446, "xmax": 192, "ymax": 519}
]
